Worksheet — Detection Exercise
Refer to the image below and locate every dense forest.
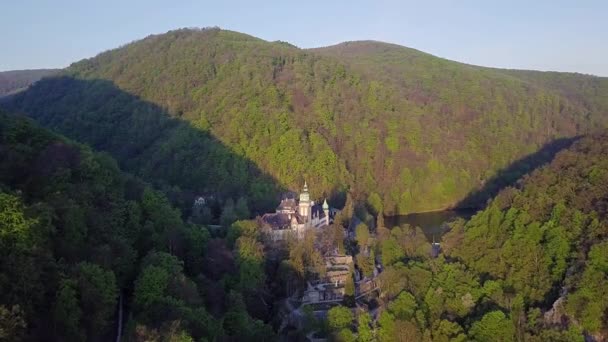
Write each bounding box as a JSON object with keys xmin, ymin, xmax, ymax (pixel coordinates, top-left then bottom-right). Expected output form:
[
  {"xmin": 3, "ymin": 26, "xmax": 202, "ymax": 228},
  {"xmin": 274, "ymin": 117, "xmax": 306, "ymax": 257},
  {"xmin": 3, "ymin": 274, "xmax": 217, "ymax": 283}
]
[
  {"xmin": 316, "ymin": 130, "xmax": 608, "ymax": 341},
  {"xmin": 0, "ymin": 69, "xmax": 58, "ymax": 97},
  {"xmin": 0, "ymin": 111, "xmax": 274, "ymax": 341},
  {"xmin": 1, "ymin": 27, "xmax": 608, "ymax": 342},
  {"xmin": 4, "ymin": 28, "xmax": 608, "ymax": 214},
  {"xmin": 2, "ymin": 105, "xmax": 608, "ymax": 340}
]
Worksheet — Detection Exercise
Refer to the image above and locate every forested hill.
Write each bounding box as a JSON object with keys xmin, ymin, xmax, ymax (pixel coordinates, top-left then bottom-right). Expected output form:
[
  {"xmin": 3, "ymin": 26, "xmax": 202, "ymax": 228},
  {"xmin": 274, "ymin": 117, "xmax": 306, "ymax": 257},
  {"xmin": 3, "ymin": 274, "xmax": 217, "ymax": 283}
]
[
  {"xmin": 0, "ymin": 110, "xmax": 274, "ymax": 341},
  {"xmin": 312, "ymin": 40, "xmax": 608, "ymax": 113},
  {"xmin": 367, "ymin": 130, "xmax": 608, "ymax": 341},
  {"xmin": 436, "ymin": 131, "xmax": 608, "ymax": 340},
  {"xmin": 0, "ymin": 69, "xmax": 58, "ymax": 97},
  {"xmin": 4, "ymin": 28, "xmax": 608, "ymax": 214}
]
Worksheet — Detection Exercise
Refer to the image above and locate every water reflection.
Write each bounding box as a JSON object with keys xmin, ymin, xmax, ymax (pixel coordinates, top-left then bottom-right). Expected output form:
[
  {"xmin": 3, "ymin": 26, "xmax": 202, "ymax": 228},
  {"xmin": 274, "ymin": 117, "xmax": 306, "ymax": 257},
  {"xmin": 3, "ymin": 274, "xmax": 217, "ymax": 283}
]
[{"xmin": 385, "ymin": 209, "xmax": 478, "ymax": 241}]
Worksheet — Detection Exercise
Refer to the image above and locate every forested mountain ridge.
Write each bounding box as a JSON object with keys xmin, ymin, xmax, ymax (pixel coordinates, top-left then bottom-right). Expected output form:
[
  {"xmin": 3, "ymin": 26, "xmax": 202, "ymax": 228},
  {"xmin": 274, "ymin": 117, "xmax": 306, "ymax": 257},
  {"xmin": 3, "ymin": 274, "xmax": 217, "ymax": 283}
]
[
  {"xmin": 497, "ymin": 69, "xmax": 608, "ymax": 113},
  {"xmin": 313, "ymin": 40, "xmax": 608, "ymax": 115},
  {"xmin": 4, "ymin": 28, "xmax": 608, "ymax": 214},
  {"xmin": 0, "ymin": 69, "xmax": 58, "ymax": 97}
]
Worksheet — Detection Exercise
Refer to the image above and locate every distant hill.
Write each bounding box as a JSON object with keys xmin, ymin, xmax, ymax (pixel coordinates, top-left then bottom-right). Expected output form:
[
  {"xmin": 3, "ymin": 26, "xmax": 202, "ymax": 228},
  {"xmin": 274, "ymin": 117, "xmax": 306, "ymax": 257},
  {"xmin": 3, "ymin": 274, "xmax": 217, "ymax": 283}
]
[
  {"xmin": 4, "ymin": 28, "xmax": 608, "ymax": 214},
  {"xmin": 0, "ymin": 69, "xmax": 58, "ymax": 97}
]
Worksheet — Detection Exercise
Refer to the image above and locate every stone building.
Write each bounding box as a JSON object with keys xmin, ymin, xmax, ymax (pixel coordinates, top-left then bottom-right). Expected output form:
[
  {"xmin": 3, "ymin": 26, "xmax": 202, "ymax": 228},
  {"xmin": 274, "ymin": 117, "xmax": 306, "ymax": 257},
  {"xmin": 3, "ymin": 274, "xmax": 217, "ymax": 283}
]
[
  {"xmin": 260, "ymin": 182, "xmax": 333, "ymax": 241},
  {"xmin": 301, "ymin": 255, "xmax": 353, "ymax": 305}
]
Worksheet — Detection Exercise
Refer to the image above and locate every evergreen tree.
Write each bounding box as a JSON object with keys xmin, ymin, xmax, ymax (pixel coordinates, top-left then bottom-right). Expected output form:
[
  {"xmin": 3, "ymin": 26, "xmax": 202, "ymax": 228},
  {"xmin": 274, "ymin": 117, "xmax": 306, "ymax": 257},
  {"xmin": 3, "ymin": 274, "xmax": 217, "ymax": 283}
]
[
  {"xmin": 235, "ymin": 196, "xmax": 250, "ymax": 220},
  {"xmin": 220, "ymin": 198, "xmax": 237, "ymax": 227}
]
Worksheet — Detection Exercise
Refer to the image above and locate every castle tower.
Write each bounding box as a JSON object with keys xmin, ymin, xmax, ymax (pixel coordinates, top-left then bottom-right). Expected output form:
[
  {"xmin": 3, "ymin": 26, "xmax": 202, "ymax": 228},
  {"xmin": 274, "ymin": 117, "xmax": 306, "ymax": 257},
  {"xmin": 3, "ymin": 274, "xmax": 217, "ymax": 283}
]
[
  {"xmin": 323, "ymin": 199, "xmax": 330, "ymax": 226},
  {"xmin": 298, "ymin": 181, "xmax": 311, "ymax": 223}
]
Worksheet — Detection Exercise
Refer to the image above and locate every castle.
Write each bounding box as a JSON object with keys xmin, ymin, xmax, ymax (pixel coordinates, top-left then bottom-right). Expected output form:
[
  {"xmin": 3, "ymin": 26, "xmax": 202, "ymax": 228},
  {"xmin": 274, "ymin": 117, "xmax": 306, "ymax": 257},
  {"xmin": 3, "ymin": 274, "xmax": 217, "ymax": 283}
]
[{"xmin": 260, "ymin": 181, "xmax": 333, "ymax": 241}]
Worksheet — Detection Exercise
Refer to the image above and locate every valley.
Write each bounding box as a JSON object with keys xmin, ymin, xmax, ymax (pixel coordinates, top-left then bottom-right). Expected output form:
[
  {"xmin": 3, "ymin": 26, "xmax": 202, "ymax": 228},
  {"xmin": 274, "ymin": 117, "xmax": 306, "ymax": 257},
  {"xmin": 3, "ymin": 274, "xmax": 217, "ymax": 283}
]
[
  {"xmin": 385, "ymin": 209, "xmax": 477, "ymax": 241},
  {"xmin": 5, "ymin": 28, "xmax": 607, "ymax": 215},
  {"xmin": 0, "ymin": 26, "xmax": 607, "ymax": 342}
]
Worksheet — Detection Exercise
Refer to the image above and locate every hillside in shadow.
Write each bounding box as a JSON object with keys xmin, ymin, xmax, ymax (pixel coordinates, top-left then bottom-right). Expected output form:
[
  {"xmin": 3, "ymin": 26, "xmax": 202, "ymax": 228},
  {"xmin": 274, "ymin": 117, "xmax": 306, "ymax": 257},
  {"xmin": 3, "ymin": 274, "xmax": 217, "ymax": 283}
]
[
  {"xmin": 456, "ymin": 136, "xmax": 580, "ymax": 209},
  {"xmin": 2, "ymin": 75, "xmax": 586, "ymax": 216},
  {"xmin": 2, "ymin": 76, "xmax": 286, "ymax": 214}
]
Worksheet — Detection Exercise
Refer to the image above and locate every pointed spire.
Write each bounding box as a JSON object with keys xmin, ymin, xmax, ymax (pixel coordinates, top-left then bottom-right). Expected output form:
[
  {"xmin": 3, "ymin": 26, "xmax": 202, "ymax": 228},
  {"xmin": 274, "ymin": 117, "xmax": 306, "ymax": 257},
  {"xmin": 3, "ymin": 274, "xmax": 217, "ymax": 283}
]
[
  {"xmin": 323, "ymin": 198, "xmax": 329, "ymax": 210},
  {"xmin": 299, "ymin": 180, "xmax": 310, "ymax": 204}
]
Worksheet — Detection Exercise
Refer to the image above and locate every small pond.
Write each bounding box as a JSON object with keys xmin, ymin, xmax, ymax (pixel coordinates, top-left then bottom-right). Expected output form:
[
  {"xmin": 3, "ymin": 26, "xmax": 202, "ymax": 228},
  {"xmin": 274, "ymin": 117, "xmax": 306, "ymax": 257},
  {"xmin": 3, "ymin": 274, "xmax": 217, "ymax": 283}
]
[{"xmin": 385, "ymin": 209, "xmax": 478, "ymax": 241}]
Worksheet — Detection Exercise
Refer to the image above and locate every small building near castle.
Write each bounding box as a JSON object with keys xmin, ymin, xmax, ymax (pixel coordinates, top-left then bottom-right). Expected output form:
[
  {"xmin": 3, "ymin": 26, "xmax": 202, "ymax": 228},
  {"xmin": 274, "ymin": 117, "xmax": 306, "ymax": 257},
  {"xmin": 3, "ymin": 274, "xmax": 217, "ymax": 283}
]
[
  {"xmin": 301, "ymin": 254, "xmax": 353, "ymax": 305},
  {"xmin": 260, "ymin": 182, "xmax": 333, "ymax": 241}
]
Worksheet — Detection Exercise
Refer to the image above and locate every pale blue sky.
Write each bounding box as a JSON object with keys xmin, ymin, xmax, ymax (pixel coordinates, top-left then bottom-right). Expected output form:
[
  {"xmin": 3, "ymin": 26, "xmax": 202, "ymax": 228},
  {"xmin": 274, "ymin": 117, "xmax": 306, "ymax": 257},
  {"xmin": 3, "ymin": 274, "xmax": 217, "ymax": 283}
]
[{"xmin": 2, "ymin": 0, "xmax": 607, "ymax": 76}]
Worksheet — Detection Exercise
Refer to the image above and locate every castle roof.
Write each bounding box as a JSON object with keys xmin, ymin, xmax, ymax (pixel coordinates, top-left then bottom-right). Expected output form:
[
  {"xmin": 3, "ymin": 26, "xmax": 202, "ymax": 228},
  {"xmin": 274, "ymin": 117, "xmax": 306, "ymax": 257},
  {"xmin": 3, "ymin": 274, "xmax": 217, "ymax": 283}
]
[
  {"xmin": 261, "ymin": 212, "xmax": 305, "ymax": 230},
  {"xmin": 277, "ymin": 198, "xmax": 297, "ymax": 211},
  {"xmin": 261, "ymin": 213, "xmax": 291, "ymax": 230}
]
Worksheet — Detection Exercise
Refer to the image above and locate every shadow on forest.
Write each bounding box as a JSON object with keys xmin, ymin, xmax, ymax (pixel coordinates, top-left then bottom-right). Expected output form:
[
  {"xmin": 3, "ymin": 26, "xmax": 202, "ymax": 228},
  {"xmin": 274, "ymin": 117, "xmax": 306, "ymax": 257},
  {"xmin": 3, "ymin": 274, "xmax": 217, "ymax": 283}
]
[
  {"xmin": 4, "ymin": 76, "xmax": 581, "ymax": 220},
  {"xmin": 456, "ymin": 136, "xmax": 580, "ymax": 209},
  {"xmin": 0, "ymin": 76, "xmax": 335, "ymax": 340},
  {"xmin": 1, "ymin": 76, "xmax": 287, "ymax": 214}
]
